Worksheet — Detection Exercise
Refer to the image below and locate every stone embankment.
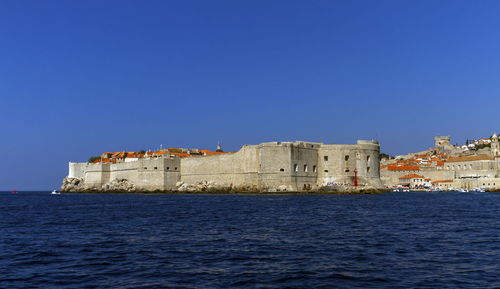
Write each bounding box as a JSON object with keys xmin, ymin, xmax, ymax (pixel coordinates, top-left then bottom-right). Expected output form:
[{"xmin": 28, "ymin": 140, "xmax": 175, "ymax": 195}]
[{"xmin": 61, "ymin": 177, "xmax": 385, "ymax": 194}]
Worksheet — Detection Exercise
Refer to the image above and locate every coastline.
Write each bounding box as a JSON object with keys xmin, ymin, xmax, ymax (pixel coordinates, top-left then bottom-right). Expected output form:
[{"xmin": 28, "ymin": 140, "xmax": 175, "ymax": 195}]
[{"xmin": 60, "ymin": 188, "xmax": 388, "ymax": 195}]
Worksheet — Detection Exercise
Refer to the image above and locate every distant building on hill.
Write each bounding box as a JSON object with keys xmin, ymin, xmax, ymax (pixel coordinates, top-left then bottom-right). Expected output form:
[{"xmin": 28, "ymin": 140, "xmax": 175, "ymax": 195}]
[{"xmin": 381, "ymin": 133, "xmax": 500, "ymax": 190}]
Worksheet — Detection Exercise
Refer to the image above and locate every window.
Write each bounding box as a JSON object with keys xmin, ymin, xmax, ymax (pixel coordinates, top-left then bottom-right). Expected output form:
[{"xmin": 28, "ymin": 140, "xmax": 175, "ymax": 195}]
[
  {"xmin": 313, "ymin": 165, "xmax": 317, "ymax": 173},
  {"xmin": 345, "ymin": 169, "xmax": 350, "ymax": 172},
  {"xmin": 345, "ymin": 155, "xmax": 349, "ymax": 161},
  {"xmin": 324, "ymin": 156, "xmax": 328, "ymax": 161},
  {"xmin": 144, "ymin": 167, "xmax": 147, "ymax": 170},
  {"xmin": 154, "ymin": 167, "xmax": 158, "ymax": 170},
  {"xmin": 324, "ymin": 170, "xmax": 329, "ymax": 173},
  {"xmin": 280, "ymin": 168, "xmax": 284, "ymax": 172},
  {"xmin": 167, "ymin": 167, "xmax": 170, "ymax": 170},
  {"xmin": 367, "ymin": 155, "xmax": 370, "ymax": 162},
  {"xmin": 294, "ymin": 164, "xmax": 298, "ymax": 172},
  {"xmin": 367, "ymin": 167, "xmax": 370, "ymax": 173},
  {"xmin": 174, "ymin": 167, "xmax": 178, "ymax": 170},
  {"xmin": 304, "ymin": 165, "xmax": 308, "ymax": 172}
]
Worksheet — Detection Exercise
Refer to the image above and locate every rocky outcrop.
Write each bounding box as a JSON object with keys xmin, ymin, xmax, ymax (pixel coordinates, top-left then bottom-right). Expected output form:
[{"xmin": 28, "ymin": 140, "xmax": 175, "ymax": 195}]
[
  {"xmin": 61, "ymin": 177, "xmax": 136, "ymax": 193},
  {"xmin": 62, "ymin": 177, "xmax": 385, "ymax": 194},
  {"xmin": 175, "ymin": 181, "xmax": 260, "ymax": 193},
  {"xmin": 61, "ymin": 177, "xmax": 85, "ymax": 192},
  {"xmin": 318, "ymin": 184, "xmax": 386, "ymax": 194},
  {"xmin": 101, "ymin": 178, "xmax": 136, "ymax": 192}
]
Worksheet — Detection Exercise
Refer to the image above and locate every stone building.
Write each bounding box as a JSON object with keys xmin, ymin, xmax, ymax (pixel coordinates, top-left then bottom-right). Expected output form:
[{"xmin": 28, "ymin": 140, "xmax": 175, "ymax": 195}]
[
  {"xmin": 398, "ymin": 173, "xmax": 426, "ymax": 189},
  {"xmin": 65, "ymin": 140, "xmax": 383, "ymax": 192},
  {"xmin": 381, "ymin": 133, "xmax": 500, "ymax": 190},
  {"xmin": 491, "ymin": 133, "xmax": 499, "ymax": 156}
]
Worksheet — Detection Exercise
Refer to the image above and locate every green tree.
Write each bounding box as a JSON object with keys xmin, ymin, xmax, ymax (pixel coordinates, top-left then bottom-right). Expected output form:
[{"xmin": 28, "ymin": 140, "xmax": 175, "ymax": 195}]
[
  {"xmin": 475, "ymin": 143, "xmax": 491, "ymax": 150},
  {"xmin": 380, "ymin": 153, "xmax": 392, "ymax": 160},
  {"xmin": 88, "ymin": 156, "xmax": 101, "ymax": 163}
]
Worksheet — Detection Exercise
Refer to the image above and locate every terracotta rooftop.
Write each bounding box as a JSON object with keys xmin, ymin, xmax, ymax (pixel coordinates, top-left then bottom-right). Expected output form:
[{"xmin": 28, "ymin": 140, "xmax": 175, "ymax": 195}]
[
  {"xmin": 446, "ymin": 154, "xmax": 494, "ymax": 163},
  {"xmin": 431, "ymin": 180, "xmax": 453, "ymax": 183},
  {"xmin": 199, "ymin": 149, "xmax": 230, "ymax": 156},
  {"xmin": 386, "ymin": 165, "xmax": 420, "ymax": 171},
  {"xmin": 399, "ymin": 173, "xmax": 425, "ymax": 179}
]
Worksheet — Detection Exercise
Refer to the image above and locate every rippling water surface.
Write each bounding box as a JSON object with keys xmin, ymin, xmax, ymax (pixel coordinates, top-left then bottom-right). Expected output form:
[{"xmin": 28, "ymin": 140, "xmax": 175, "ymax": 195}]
[{"xmin": 1, "ymin": 192, "xmax": 499, "ymax": 288}]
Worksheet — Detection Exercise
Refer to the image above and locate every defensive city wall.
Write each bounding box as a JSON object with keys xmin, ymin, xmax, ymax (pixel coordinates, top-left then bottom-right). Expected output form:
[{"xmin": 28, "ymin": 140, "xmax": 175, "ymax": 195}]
[{"xmin": 64, "ymin": 140, "xmax": 382, "ymax": 192}]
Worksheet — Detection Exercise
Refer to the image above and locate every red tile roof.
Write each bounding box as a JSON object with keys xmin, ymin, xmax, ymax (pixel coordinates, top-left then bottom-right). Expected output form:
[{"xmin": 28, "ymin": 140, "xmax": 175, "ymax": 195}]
[
  {"xmin": 386, "ymin": 165, "xmax": 420, "ymax": 171},
  {"xmin": 431, "ymin": 180, "xmax": 453, "ymax": 183},
  {"xmin": 446, "ymin": 154, "xmax": 494, "ymax": 163},
  {"xmin": 399, "ymin": 173, "xmax": 424, "ymax": 179},
  {"xmin": 199, "ymin": 149, "xmax": 230, "ymax": 156}
]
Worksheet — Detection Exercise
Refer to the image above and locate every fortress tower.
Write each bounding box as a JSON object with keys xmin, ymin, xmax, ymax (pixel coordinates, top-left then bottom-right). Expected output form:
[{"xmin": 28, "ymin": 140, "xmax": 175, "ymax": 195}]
[
  {"xmin": 491, "ymin": 133, "xmax": 499, "ymax": 156},
  {"xmin": 434, "ymin": 136, "xmax": 451, "ymax": 147},
  {"xmin": 434, "ymin": 136, "xmax": 454, "ymax": 153}
]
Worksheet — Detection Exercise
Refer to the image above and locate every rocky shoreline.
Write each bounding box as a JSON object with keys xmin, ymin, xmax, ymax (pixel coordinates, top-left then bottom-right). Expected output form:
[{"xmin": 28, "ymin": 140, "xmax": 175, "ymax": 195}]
[{"xmin": 61, "ymin": 177, "xmax": 387, "ymax": 195}]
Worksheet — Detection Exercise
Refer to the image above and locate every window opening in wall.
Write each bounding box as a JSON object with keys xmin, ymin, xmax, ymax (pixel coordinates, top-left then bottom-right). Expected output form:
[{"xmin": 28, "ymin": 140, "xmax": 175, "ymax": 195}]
[
  {"xmin": 345, "ymin": 169, "xmax": 350, "ymax": 172},
  {"xmin": 304, "ymin": 165, "xmax": 308, "ymax": 172},
  {"xmin": 324, "ymin": 170, "xmax": 329, "ymax": 173},
  {"xmin": 294, "ymin": 164, "xmax": 298, "ymax": 172},
  {"xmin": 174, "ymin": 167, "xmax": 177, "ymax": 170},
  {"xmin": 324, "ymin": 156, "xmax": 328, "ymax": 161},
  {"xmin": 280, "ymin": 168, "xmax": 284, "ymax": 172},
  {"xmin": 144, "ymin": 167, "xmax": 147, "ymax": 170},
  {"xmin": 367, "ymin": 155, "xmax": 370, "ymax": 162},
  {"xmin": 154, "ymin": 167, "xmax": 158, "ymax": 170},
  {"xmin": 367, "ymin": 167, "xmax": 370, "ymax": 173},
  {"xmin": 345, "ymin": 155, "xmax": 349, "ymax": 161},
  {"xmin": 313, "ymin": 165, "xmax": 317, "ymax": 172},
  {"xmin": 167, "ymin": 167, "xmax": 170, "ymax": 170}
]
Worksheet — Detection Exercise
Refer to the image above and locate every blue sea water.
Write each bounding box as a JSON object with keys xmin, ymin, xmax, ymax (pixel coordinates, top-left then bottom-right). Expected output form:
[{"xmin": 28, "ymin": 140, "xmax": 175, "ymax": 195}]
[{"xmin": 0, "ymin": 192, "xmax": 499, "ymax": 288}]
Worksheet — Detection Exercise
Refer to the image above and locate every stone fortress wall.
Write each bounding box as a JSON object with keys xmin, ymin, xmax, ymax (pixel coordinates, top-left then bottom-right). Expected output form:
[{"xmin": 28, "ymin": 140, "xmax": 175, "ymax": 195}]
[
  {"xmin": 180, "ymin": 145, "xmax": 260, "ymax": 188},
  {"xmin": 318, "ymin": 141, "xmax": 382, "ymax": 187},
  {"xmin": 65, "ymin": 140, "xmax": 382, "ymax": 192}
]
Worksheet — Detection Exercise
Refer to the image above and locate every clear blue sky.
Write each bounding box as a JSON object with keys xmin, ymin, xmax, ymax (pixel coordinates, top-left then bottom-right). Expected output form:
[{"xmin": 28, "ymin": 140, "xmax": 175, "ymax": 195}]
[{"xmin": 1, "ymin": 0, "xmax": 499, "ymax": 190}]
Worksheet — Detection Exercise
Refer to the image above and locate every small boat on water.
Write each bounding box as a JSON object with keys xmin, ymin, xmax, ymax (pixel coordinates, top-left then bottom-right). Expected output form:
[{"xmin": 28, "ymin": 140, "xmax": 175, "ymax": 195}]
[
  {"xmin": 11, "ymin": 190, "xmax": 17, "ymax": 194},
  {"xmin": 51, "ymin": 190, "xmax": 61, "ymax": 195}
]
